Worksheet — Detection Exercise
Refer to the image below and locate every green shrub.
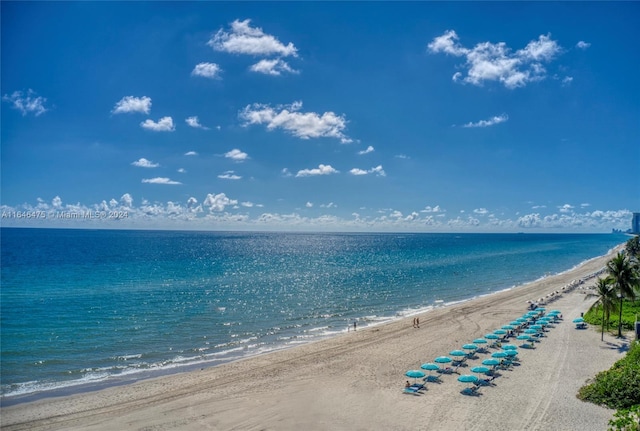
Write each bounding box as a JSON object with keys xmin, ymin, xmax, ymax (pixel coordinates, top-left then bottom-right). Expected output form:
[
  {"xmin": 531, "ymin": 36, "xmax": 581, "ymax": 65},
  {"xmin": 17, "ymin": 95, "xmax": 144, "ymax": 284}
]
[
  {"xmin": 584, "ymin": 300, "xmax": 640, "ymax": 332},
  {"xmin": 608, "ymin": 405, "xmax": 640, "ymax": 431},
  {"xmin": 578, "ymin": 341, "xmax": 640, "ymax": 410}
]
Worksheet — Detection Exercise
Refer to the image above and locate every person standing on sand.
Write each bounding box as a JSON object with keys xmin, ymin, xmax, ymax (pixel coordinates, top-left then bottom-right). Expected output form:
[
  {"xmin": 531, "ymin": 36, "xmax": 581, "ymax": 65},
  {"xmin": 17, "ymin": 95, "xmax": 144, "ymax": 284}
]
[
  {"xmin": 353, "ymin": 321, "xmax": 357, "ymax": 331},
  {"xmin": 416, "ymin": 317, "xmax": 420, "ymax": 328}
]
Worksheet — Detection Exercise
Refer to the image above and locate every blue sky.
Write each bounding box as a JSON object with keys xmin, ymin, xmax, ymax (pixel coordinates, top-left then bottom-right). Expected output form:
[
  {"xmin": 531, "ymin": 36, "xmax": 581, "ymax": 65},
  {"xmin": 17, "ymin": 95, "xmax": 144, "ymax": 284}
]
[{"xmin": 2, "ymin": 1, "xmax": 638, "ymax": 232}]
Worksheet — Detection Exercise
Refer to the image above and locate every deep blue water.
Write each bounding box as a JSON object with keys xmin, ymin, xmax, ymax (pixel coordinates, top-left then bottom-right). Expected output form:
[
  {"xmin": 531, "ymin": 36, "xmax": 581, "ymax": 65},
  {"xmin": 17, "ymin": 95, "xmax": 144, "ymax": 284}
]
[{"xmin": 0, "ymin": 228, "xmax": 626, "ymax": 401}]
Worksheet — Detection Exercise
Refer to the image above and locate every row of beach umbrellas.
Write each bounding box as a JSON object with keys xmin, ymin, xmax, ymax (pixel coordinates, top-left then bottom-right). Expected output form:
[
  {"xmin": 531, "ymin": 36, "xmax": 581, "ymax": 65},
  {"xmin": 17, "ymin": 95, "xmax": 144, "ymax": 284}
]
[{"xmin": 405, "ymin": 308, "xmax": 563, "ymax": 393}]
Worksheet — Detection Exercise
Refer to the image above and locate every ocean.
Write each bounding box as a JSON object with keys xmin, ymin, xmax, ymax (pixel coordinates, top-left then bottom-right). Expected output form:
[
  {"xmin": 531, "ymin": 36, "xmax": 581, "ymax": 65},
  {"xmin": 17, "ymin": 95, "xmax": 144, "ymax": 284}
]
[{"xmin": 0, "ymin": 228, "xmax": 626, "ymax": 403}]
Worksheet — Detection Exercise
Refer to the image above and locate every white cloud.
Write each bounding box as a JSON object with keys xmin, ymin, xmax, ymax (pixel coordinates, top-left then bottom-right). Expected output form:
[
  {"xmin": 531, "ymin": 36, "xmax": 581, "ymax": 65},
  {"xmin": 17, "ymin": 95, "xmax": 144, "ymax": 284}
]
[
  {"xmin": 281, "ymin": 168, "xmax": 293, "ymax": 177},
  {"xmin": 218, "ymin": 171, "xmax": 242, "ymax": 180},
  {"xmin": 2, "ymin": 89, "xmax": 48, "ymax": 116},
  {"xmin": 473, "ymin": 208, "xmax": 489, "ymax": 215},
  {"xmin": 184, "ymin": 151, "xmax": 198, "ymax": 156},
  {"xmin": 239, "ymin": 101, "xmax": 352, "ymax": 143},
  {"xmin": 224, "ymin": 148, "xmax": 249, "ymax": 162},
  {"xmin": 177, "ymin": 168, "xmax": 186, "ymax": 173},
  {"xmin": 191, "ymin": 62, "xmax": 222, "ymax": 79},
  {"xmin": 358, "ymin": 146, "xmax": 375, "ymax": 155},
  {"xmin": 141, "ymin": 177, "xmax": 182, "ymax": 185},
  {"xmin": 421, "ymin": 205, "xmax": 443, "ymax": 213},
  {"xmin": 203, "ymin": 193, "xmax": 238, "ymax": 212},
  {"xmin": 141, "ymin": 116, "xmax": 175, "ymax": 132},
  {"xmin": 112, "ymin": 96, "xmax": 151, "ymax": 114},
  {"xmin": 306, "ymin": 202, "xmax": 313, "ymax": 208},
  {"xmin": 185, "ymin": 116, "xmax": 209, "ymax": 129},
  {"xmin": 395, "ymin": 154, "xmax": 409, "ymax": 159},
  {"xmin": 132, "ymin": 158, "xmax": 160, "ymax": 168},
  {"xmin": 463, "ymin": 114, "xmax": 509, "ymax": 128},
  {"xmin": 209, "ymin": 19, "xmax": 298, "ymax": 57},
  {"xmin": 558, "ymin": 204, "xmax": 574, "ymax": 213},
  {"xmin": 250, "ymin": 58, "xmax": 299, "ymax": 75},
  {"xmin": 296, "ymin": 164, "xmax": 339, "ymax": 177},
  {"xmin": 428, "ymin": 31, "xmax": 562, "ymax": 89},
  {"xmin": 576, "ymin": 41, "xmax": 591, "ymax": 50},
  {"xmin": 561, "ymin": 76, "xmax": 573, "ymax": 86},
  {"xmin": 349, "ymin": 165, "xmax": 386, "ymax": 176}
]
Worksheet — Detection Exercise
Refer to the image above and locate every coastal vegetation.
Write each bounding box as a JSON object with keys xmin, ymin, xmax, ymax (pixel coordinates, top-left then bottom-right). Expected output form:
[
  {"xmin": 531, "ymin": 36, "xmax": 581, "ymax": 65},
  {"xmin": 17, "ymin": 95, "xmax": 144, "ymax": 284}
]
[{"xmin": 580, "ymin": 236, "xmax": 640, "ymax": 430}]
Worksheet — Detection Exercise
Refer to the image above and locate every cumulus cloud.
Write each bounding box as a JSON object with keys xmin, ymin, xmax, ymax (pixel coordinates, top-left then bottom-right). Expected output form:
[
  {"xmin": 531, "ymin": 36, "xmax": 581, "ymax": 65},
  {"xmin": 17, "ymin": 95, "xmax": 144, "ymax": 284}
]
[
  {"xmin": 141, "ymin": 177, "xmax": 182, "ymax": 185},
  {"xmin": 250, "ymin": 58, "xmax": 299, "ymax": 75},
  {"xmin": 112, "ymin": 96, "xmax": 151, "ymax": 114},
  {"xmin": 185, "ymin": 116, "xmax": 209, "ymax": 129},
  {"xmin": 239, "ymin": 101, "xmax": 352, "ymax": 143},
  {"xmin": 473, "ymin": 208, "xmax": 489, "ymax": 215},
  {"xmin": 203, "ymin": 193, "xmax": 238, "ymax": 212},
  {"xmin": 428, "ymin": 31, "xmax": 562, "ymax": 88},
  {"xmin": 224, "ymin": 149, "xmax": 249, "ymax": 162},
  {"xmin": 349, "ymin": 165, "xmax": 386, "ymax": 176},
  {"xmin": 218, "ymin": 171, "xmax": 242, "ymax": 180},
  {"xmin": 576, "ymin": 41, "xmax": 591, "ymax": 50},
  {"xmin": 421, "ymin": 205, "xmax": 443, "ymax": 213},
  {"xmin": 296, "ymin": 164, "xmax": 339, "ymax": 177},
  {"xmin": 191, "ymin": 62, "xmax": 222, "ymax": 79},
  {"xmin": 558, "ymin": 204, "xmax": 574, "ymax": 213},
  {"xmin": 306, "ymin": 202, "xmax": 313, "ymax": 208},
  {"xmin": 2, "ymin": 89, "xmax": 48, "ymax": 116},
  {"xmin": 358, "ymin": 146, "xmax": 375, "ymax": 155},
  {"xmin": 208, "ymin": 19, "xmax": 298, "ymax": 57},
  {"xmin": 463, "ymin": 114, "xmax": 509, "ymax": 128},
  {"xmin": 141, "ymin": 116, "xmax": 175, "ymax": 132},
  {"xmin": 131, "ymin": 158, "xmax": 160, "ymax": 168}
]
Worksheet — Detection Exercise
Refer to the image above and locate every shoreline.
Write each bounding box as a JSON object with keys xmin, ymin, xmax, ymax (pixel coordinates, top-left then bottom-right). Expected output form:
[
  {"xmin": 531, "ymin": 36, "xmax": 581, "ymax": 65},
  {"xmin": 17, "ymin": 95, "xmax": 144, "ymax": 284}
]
[
  {"xmin": 1, "ymin": 244, "xmax": 631, "ymax": 430},
  {"xmin": 1, "ymin": 244, "xmax": 622, "ymax": 406}
]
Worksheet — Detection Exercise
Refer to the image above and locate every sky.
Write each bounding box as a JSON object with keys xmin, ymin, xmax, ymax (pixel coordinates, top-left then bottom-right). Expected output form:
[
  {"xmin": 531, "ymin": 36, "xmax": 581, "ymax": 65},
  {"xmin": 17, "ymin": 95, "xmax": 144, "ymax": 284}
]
[{"xmin": 1, "ymin": 1, "xmax": 639, "ymax": 232}]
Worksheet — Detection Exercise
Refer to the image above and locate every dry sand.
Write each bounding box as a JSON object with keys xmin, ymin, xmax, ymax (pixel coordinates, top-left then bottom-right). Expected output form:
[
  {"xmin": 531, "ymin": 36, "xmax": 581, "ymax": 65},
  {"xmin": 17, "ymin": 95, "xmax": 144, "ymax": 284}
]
[{"xmin": 2, "ymin": 246, "xmax": 633, "ymax": 431}]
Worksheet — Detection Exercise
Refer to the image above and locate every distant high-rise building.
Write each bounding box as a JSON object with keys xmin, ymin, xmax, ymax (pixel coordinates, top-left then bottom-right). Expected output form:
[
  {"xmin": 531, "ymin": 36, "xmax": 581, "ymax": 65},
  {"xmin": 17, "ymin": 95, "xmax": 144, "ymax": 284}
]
[{"xmin": 633, "ymin": 212, "xmax": 640, "ymax": 234}]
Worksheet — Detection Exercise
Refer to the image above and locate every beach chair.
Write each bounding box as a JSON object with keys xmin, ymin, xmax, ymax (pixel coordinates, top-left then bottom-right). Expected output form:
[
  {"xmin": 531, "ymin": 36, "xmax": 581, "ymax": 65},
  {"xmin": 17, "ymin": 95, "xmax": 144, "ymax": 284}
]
[{"xmin": 403, "ymin": 386, "xmax": 421, "ymax": 395}]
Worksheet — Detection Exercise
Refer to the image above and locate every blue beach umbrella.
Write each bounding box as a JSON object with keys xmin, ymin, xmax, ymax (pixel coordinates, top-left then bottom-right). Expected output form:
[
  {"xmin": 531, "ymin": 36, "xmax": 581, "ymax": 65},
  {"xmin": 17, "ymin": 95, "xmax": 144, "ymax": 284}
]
[
  {"xmin": 502, "ymin": 344, "xmax": 517, "ymax": 350},
  {"xmin": 482, "ymin": 358, "xmax": 500, "ymax": 367},
  {"xmin": 485, "ymin": 334, "xmax": 499, "ymax": 340},
  {"xmin": 457, "ymin": 374, "xmax": 479, "ymax": 384},
  {"xmin": 462, "ymin": 344, "xmax": 478, "ymax": 351},
  {"xmin": 530, "ymin": 324, "xmax": 543, "ymax": 330},
  {"xmin": 435, "ymin": 356, "xmax": 452, "ymax": 364},
  {"xmin": 492, "ymin": 351, "xmax": 508, "ymax": 359},
  {"xmin": 471, "ymin": 366, "xmax": 490, "ymax": 375},
  {"xmin": 504, "ymin": 350, "xmax": 518, "ymax": 357},
  {"xmin": 572, "ymin": 317, "xmax": 584, "ymax": 324},
  {"xmin": 406, "ymin": 370, "xmax": 426, "ymax": 384},
  {"xmin": 450, "ymin": 350, "xmax": 467, "ymax": 357},
  {"xmin": 493, "ymin": 329, "xmax": 507, "ymax": 335},
  {"xmin": 421, "ymin": 363, "xmax": 440, "ymax": 371},
  {"xmin": 516, "ymin": 335, "xmax": 531, "ymax": 340},
  {"xmin": 502, "ymin": 325, "xmax": 515, "ymax": 330},
  {"xmin": 516, "ymin": 318, "xmax": 528, "ymax": 323},
  {"xmin": 549, "ymin": 310, "xmax": 561, "ymax": 314},
  {"xmin": 473, "ymin": 338, "xmax": 488, "ymax": 345},
  {"xmin": 524, "ymin": 329, "xmax": 538, "ymax": 335}
]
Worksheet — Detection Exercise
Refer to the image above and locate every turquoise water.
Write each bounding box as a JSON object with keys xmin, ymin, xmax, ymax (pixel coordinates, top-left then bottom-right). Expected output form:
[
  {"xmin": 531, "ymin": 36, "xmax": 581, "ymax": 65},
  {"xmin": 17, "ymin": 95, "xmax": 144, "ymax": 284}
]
[{"xmin": 0, "ymin": 228, "xmax": 626, "ymax": 401}]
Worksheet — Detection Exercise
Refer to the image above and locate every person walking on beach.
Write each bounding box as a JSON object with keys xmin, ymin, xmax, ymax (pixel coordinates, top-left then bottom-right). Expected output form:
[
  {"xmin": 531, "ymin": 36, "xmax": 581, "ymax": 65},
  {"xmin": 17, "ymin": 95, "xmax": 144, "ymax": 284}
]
[
  {"xmin": 353, "ymin": 321, "xmax": 357, "ymax": 331},
  {"xmin": 416, "ymin": 317, "xmax": 420, "ymax": 328}
]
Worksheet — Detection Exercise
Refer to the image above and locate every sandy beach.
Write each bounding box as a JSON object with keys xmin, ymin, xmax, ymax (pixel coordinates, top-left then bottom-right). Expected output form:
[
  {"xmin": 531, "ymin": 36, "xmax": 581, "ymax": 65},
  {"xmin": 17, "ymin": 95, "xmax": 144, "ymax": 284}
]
[{"xmin": 2, "ymin": 246, "xmax": 633, "ymax": 431}]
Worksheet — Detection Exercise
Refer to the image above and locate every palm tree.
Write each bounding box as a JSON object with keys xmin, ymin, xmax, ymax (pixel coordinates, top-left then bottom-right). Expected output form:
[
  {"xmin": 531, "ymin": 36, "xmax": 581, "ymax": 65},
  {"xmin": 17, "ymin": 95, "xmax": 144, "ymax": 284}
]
[
  {"xmin": 606, "ymin": 252, "xmax": 640, "ymax": 337},
  {"xmin": 625, "ymin": 236, "xmax": 640, "ymax": 261},
  {"xmin": 585, "ymin": 277, "xmax": 617, "ymax": 341}
]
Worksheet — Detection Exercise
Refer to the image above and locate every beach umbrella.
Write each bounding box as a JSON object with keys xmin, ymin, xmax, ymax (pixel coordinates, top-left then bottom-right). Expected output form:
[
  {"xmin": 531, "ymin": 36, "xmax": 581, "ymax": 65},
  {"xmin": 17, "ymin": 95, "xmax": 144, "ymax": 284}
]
[
  {"xmin": 502, "ymin": 344, "xmax": 517, "ymax": 350},
  {"xmin": 406, "ymin": 370, "xmax": 426, "ymax": 384},
  {"xmin": 572, "ymin": 317, "xmax": 584, "ymax": 324},
  {"xmin": 434, "ymin": 356, "xmax": 452, "ymax": 364},
  {"xmin": 457, "ymin": 374, "xmax": 480, "ymax": 392},
  {"xmin": 530, "ymin": 324, "xmax": 543, "ymax": 330},
  {"xmin": 549, "ymin": 310, "xmax": 561, "ymax": 314},
  {"xmin": 524, "ymin": 329, "xmax": 538, "ymax": 335},
  {"xmin": 509, "ymin": 321, "xmax": 521, "ymax": 327},
  {"xmin": 473, "ymin": 338, "xmax": 488, "ymax": 345},
  {"xmin": 493, "ymin": 329, "xmax": 507, "ymax": 335},
  {"xmin": 421, "ymin": 363, "xmax": 440, "ymax": 371},
  {"xmin": 516, "ymin": 318, "xmax": 528, "ymax": 323},
  {"xmin": 485, "ymin": 333, "xmax": 499, "ymax": 340},
  {"xmin": 450, "ymin": 350, "xmax": 467, "ymax": 358},
  {"xmin": 516, "ymin": 335, "xmax": 531, "ymax": 340},
  {"xmin": 504, "ymin": 350, "xmax": 518, "ymax": 357},
  {"xmin": 491, "ymin": 351, "xmax": 508, "ymax": 359},
  {"xmin": 470, "ymin": 366, "xmax": 490, "ymax": 375},
  {"xmin": 502, "ymin": 325, "xmax": 515, "ymax": 330},
  {"xmin": 482, "ymin": 358, "xmax": 500, "ymax": 367},
  {"xmin": 462, "ymin": 343, "xmax": 478, "ymax": 351}
]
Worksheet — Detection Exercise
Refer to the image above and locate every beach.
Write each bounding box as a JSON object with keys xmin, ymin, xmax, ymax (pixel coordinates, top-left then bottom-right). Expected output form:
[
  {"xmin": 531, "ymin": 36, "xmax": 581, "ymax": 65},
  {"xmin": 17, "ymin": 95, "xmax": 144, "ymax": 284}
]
[{"xmin": 1, "ymin": 246, "xmax": 631, "ymax": 431}]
